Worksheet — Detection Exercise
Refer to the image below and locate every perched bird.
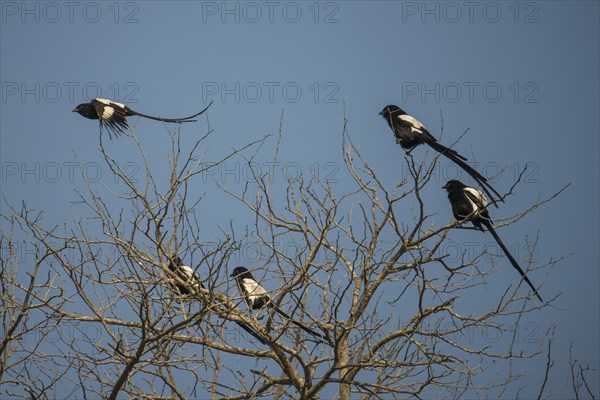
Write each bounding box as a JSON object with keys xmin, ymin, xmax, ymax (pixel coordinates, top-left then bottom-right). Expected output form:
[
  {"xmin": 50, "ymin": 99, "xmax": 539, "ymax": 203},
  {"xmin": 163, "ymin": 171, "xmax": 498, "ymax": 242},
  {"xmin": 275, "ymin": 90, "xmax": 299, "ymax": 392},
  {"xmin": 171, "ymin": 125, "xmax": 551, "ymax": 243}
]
[
  {"xmin": 167, "ymin": 257, "xmax": 266, "ymax": 345},
  {"xmin": 167, "ymin": 256, "xmax": 203, "ymax": 296},
  {"xmin": 442, "ymin": 180, "xmax": 542, "ymax": 301},
  {"xmin": 73, "ymin": 98, "xmax": 213, "ymax": 139},
  {"xmin": 231, "ymin": 267, "xmax": 325, "ymax": 340},
  {"xmin": 379, "ymin": 105, "xmax": 502, "ymax": 207}
]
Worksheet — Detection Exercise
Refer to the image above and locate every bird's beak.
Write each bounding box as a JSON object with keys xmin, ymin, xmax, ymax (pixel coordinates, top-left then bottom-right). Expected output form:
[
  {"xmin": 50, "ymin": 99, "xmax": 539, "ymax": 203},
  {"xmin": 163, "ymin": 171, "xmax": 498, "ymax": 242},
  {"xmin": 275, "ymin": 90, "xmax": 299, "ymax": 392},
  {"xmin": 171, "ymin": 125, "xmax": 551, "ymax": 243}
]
[
  {"xmin": 378, "ymin": 111, "xmax": 385, "ymax": 116},
  {"xmin": 72, "ymin": 108, "xmax": 77, "ymax": 112},
  {"xmin": 442, "ymin": 183, "xmax": 448, "ymax": 189}
]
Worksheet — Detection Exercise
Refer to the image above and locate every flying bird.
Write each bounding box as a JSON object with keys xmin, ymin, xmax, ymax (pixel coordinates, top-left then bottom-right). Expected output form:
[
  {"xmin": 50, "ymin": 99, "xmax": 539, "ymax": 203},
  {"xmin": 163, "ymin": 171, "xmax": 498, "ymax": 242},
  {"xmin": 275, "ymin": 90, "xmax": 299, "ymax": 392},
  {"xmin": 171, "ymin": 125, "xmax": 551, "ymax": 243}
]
[
  {"xmin": 442, "ymin": 180, "xmax": 542, "ymax": 301},
  {"xmin": 167, "ymin": 257, "xmax": 266, "ymax": 345},
  {"xmin": 73, "ymin": 98, "xmax": 213, "ymax": 139},
  {"xmin": 380, "ymin": 105, "xmax": 502, "ymax": 207},
  {"xmin": 231, "ymin": 267, "xmax": 325, "ymax": 340}
]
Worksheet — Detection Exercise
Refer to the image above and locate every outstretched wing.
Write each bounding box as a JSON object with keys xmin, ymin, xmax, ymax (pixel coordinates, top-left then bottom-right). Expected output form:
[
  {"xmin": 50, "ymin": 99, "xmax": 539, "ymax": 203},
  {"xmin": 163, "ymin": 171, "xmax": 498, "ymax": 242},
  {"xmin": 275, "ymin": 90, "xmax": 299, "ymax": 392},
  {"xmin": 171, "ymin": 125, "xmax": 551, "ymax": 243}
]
[{"xmin": 91, "ymin": 98, "xmax": 129, "ymax": 138}]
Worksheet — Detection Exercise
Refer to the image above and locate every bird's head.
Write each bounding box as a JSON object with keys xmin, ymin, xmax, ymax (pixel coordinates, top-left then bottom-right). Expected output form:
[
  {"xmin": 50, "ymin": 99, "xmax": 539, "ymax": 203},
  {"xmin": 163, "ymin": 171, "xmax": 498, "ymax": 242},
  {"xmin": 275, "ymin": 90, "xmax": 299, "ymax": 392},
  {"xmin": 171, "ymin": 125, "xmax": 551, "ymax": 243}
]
[
  {"xmin": 378, "ymin": 105, "xmax": 405, "ymax": 118},
  {"xmin": 168, "ymin": 256, "xmax": 183, "ymax": 271},
  {"xmin": 72, "ymin": 103, "xmax": 86, "ymax": 113},
  {"xmin": 442, "ymin": 180, "xmax": 466, "ymax": 192},
  {"xmin": 72, "ymin": 103, "xmax": 98, "ymax": 120},
  {"xmin": 230, "ymin": 266, "xmax": 250, "ymax": 279}
]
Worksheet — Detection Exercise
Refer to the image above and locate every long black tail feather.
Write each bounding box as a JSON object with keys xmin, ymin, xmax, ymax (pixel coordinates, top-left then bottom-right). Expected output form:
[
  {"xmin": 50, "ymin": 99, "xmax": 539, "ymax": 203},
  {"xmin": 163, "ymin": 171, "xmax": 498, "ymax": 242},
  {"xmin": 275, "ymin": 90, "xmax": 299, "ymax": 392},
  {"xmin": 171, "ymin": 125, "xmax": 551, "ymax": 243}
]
[
  {"xmin": 484, "ymin": 221, "xmax": 543, "ymax": 302},
  {"xmin": 269, "ymin": 305, "xmax": 325, "ymax": 340},
  {"xmin": 128, "ymin": 101, "xmax": 213, "ymax": 123},
  {"xmin": 427, "ymin": 140, "xmax": 503, "ymax": 207},
  {"xmin": 235, "ymin": 321, "xmax": 266, "ymax": 345}
]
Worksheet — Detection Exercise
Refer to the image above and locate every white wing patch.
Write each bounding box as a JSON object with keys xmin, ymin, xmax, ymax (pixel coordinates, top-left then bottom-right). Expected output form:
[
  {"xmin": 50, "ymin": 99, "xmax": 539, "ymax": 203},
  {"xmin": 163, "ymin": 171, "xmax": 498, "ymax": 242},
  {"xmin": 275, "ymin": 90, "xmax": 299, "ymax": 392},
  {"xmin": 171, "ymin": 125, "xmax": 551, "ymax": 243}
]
[
  {"xmin": 180, "ymin": 265, "xmax": 201, "ymax": 289},
  {"xmin": 180, "ymin": 265, "xmax": 194, "ymax": 280},
  {"xmin": 95, "ymin": 98, "xmax": 126, "ymax": 120},
  {"xmin": 96, "ymin": 98, "xmax": 126, "ymax": 109},
  {"xmin": 398, "ymin": 114, "xmax": 426, "ymax": 130},
  {"xmin": 464, "ymin": 187, "xmax": 488, "ymax": 211},
  {"xmin": 101, "ymin": 107, "xmax": 115, "ymax": 119},
  {"xmin": 242, "ymin": 278, "xmax": 268, "ymax": 305}
]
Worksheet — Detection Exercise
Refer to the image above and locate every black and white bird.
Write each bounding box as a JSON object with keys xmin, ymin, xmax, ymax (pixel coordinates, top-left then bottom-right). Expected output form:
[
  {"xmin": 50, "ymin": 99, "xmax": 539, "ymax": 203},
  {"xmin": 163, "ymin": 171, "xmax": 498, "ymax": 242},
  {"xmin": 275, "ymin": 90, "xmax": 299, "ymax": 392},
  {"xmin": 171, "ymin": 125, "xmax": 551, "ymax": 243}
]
[
  {"xmin": 73, "ymin": 98, "xmax": 213, "ymax": 139},
  {"xmin": 380, "ymin": 105, "xmax": 502, "ymax": 207},
  {"xmin": 442, "ymin": 180, "xmax": 542, "ymax": 301},
  {"xmin": 167, "ymin": 256, "xmax": 203, "ymax": 296},
  {"xmin": 167, "ymin": 257, "xmax": 266, "ymax": 345},
  {"xmin": 231, "ymin": 267, "xmax": 325, "ymax": 340}
]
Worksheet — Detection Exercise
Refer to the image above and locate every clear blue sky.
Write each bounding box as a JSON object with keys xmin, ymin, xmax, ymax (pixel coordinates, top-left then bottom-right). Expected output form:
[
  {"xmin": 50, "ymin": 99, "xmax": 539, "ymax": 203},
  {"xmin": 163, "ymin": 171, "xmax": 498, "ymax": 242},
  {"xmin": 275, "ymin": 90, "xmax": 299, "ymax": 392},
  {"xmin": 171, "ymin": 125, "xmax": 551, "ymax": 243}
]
[{"xmin": 1, "ymin": 1, "xmax": 598, "ymax": 398}]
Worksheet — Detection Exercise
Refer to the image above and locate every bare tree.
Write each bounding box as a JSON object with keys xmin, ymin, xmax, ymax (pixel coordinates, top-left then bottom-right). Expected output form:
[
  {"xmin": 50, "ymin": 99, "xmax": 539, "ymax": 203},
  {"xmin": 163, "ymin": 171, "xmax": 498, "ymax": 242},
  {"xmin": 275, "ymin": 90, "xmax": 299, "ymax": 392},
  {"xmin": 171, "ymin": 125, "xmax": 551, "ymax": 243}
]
[
  {"xmin": 1, "ymin": 115, "xmax": 572, "ymax": 399},
  {"xmin": 1, "ymin": 211, "xmax": 72, "ymax": 399}
]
